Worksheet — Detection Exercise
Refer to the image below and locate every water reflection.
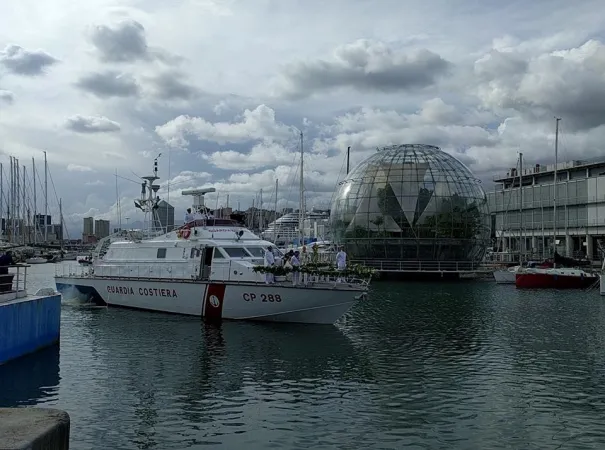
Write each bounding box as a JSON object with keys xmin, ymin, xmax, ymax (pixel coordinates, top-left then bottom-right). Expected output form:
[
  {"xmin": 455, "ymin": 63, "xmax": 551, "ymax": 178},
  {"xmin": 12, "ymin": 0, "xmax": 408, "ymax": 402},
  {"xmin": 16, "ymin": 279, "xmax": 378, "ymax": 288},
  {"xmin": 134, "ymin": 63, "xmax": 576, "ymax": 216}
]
[
  {"xmin": 72, "ymin": 309, "xmax": 373, "ymax": 449},
  {"xmin": 0, "ymin": 344, "xmax": 60, "ymax": 407}
]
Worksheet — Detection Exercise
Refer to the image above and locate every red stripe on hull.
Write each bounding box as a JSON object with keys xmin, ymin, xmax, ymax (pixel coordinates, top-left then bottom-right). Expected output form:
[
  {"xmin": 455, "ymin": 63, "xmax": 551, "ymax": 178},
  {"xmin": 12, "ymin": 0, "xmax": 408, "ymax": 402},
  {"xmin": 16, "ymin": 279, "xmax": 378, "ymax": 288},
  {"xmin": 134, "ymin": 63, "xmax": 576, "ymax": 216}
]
[
  {"xmin": 516, "ymin": 273, "xmax": 597, "ymax": 289},
  {"xmin": 203, "ymin": 284, "xmax": 226, "ymax": 321}
]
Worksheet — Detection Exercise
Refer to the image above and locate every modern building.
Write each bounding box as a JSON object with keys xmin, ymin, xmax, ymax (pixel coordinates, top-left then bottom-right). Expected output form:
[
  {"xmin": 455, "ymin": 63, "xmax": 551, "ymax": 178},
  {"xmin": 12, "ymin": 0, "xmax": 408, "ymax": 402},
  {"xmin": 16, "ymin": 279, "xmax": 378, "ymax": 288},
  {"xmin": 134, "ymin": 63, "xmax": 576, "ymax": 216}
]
[
  {"xmin": 83, "ymin": 217, "xmax": 93, "ymax": 235},
  {"xmin": 330, "ymin": 144, "xmax": 490, "ymax": 274},
  {"xmin": 487, "ymin": 157, "xmax": 605, "ymax": 261},
  {"xmin": 94, "ymin": 219, "xmax": 110, "ymax": 239},
  {"xmin": 82, "ymin": 217, "xmax": 94, "ymax": 243},
  {"xmin": 34, "ymin": 214, "xmax": 51, "ymax": 229},
  {"xmin": 156, "ymin": 200, "xmax": 175, "ymax": 231}
]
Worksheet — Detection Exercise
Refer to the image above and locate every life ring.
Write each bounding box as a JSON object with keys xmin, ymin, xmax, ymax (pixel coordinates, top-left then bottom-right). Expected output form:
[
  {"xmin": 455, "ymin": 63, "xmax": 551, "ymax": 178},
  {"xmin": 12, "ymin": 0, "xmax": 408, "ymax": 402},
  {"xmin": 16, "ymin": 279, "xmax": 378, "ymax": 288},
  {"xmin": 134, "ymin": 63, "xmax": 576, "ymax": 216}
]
[{"xmin": 181, "ymin": 227, "xmax": 191, "ymax": 239}]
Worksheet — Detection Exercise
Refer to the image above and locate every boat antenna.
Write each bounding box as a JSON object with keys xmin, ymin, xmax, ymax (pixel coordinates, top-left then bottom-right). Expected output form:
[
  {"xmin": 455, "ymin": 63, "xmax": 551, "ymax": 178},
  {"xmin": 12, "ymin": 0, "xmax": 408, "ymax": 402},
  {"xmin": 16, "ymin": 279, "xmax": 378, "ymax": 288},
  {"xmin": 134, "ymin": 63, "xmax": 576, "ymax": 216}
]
[{"xmin": 553, "ymin": 117, "xmax": 560, "ymax": 266}]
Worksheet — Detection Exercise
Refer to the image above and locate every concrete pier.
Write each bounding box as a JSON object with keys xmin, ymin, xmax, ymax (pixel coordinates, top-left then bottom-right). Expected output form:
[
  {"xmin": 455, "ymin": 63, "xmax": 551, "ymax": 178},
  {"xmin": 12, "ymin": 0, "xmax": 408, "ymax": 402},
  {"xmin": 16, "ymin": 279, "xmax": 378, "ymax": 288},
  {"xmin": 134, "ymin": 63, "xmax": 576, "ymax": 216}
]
[{"xmin": 0, "ymin": 408, "xmax": 70, "ymax": 450}]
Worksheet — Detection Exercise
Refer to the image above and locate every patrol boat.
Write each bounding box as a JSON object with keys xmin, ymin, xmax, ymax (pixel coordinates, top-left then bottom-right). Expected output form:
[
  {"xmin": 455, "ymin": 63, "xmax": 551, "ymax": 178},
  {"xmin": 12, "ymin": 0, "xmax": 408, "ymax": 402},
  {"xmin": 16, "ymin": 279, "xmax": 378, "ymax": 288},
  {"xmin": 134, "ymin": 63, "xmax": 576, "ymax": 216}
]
[{"xmin": 54, "ymin": 161, "xmax": 370, "ymax": 324}]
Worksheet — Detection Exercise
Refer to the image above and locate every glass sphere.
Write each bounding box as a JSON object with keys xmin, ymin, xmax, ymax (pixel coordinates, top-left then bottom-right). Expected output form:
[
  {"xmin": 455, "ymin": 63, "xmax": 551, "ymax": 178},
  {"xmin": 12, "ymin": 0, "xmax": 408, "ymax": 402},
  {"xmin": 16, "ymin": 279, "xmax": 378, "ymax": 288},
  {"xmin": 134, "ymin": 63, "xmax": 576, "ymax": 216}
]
[{"xmin": 330, "ymin": 144, "xmax": 490, "ymax": 264}]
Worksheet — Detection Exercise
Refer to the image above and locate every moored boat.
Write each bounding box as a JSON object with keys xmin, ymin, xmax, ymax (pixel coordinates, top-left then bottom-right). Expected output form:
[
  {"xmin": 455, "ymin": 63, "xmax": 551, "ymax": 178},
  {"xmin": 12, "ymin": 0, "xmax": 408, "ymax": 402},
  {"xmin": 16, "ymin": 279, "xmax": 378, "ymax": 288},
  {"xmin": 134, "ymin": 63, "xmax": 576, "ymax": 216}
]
[
  {"xmin": 54, "ymin": 161, "xmax": 371, "ymax": 324},
  {"xmin": 516, "ymin": 267, "xmax": 598, "ymax": 289},
  {"xmin": 25, "ymin": 257, "xmax": 47, "ymax": 265},
  {"xmin": 493, "ymin": 266, "xmax": 519, "ymax": 284}
]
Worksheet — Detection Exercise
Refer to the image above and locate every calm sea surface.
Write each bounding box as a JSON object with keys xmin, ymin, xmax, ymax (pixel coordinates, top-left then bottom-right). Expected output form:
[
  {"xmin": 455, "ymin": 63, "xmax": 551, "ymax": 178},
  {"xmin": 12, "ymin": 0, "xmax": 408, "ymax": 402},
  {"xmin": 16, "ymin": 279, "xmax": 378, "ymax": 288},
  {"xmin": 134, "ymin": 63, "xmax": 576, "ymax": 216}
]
[{"xmin": 2, "ymin": 263, "xmax": 605, "ymax": 449}]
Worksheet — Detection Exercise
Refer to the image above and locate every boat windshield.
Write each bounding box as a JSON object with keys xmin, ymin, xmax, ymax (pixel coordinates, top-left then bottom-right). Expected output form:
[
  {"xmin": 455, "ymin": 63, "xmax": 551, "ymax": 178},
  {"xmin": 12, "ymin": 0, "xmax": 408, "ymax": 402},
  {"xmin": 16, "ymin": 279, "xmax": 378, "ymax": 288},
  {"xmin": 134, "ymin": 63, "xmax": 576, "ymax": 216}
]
[
  {"xmin": 245, "ymin": 247, "xmax": 264, "ymax": 258},
  {"xmin": 223, "ymin": 247, "xmax": 250, "ymax": 258}
]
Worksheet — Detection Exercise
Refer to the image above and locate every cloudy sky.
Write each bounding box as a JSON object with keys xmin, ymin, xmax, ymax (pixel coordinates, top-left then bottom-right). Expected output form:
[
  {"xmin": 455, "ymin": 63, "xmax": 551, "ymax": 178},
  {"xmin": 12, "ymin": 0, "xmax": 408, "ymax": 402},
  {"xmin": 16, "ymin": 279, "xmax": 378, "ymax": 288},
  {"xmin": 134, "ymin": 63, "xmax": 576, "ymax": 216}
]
[{"xmin": 1, "ymin": 0, "xmax": 605, "ymax": 237}]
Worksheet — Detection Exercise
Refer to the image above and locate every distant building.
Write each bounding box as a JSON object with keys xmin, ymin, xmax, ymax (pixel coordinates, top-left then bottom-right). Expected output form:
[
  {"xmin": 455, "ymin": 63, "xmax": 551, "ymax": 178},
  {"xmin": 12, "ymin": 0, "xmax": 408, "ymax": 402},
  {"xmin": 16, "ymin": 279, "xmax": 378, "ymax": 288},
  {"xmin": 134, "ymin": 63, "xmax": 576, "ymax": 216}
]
[
  {"xmin": 156, "ymin": 200, "xmax": 175, "ymax": 231},
  {"xmin": 94, "ymin": 219, "xmax": 110, "ymax": 239},
  {"xmin": 215, "ymin": 207, "xmax": 233, "ymax": 219},
  {"xmin": 83, "ymin": 217, "xmax": 93, "ymax": 235},
  {"xmin": 47, "ymin": 224, "xmax": 63, "ymax": 242},
  {"xmin": 82, "ymin": 217, "xmax": 94, "ymax": 242},
  {"xmin": 34, "ymin": 214, "xmax": 51, "ymax": 228},
  {"xmin": 488, "ymin": 157, "xmax": 605, "ymax": 261}
]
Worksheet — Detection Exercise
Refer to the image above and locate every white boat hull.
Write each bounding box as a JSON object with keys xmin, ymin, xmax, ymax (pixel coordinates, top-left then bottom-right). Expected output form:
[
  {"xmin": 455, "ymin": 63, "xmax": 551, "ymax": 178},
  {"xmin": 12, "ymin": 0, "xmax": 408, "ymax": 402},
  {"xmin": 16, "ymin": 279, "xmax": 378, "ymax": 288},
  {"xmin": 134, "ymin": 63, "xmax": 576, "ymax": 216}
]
[
  {"xmin": 26, "ymin": 257, "xmax": 48, "ymax": 264},
  {"xmin": 55, "ymin": 276, "xmax": 366, "ymax": 324},
  {"xmin": 493, "ymin": 268, "xmax": 517, "ymax": 284}
]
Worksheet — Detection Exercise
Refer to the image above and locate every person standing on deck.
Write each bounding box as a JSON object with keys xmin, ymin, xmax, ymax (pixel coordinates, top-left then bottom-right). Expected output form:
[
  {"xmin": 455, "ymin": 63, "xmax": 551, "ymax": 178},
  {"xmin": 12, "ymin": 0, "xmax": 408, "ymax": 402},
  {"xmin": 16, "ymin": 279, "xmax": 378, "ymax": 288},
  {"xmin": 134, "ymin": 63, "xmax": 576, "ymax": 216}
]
[
  {"xmin": 0, "ymin": 251, "xmax": 14, "ymax": 274},
  {"xmin": 0, "ymin": 251, "xmax": 15, "ymax": 293},
  {"xmin": 291, "ymin": 251, "xmax": 301, "ymax": 285},
  {"xmin": 184, "ymin": 208, "xmax": 194, "ymax": 223},
  {"xmin": 264, "ymin": 246, "xmax": 275, "ymax": 284},
  {"xmin": 336, "ymin": 247, "xmax": 347, "ymax": 282}
]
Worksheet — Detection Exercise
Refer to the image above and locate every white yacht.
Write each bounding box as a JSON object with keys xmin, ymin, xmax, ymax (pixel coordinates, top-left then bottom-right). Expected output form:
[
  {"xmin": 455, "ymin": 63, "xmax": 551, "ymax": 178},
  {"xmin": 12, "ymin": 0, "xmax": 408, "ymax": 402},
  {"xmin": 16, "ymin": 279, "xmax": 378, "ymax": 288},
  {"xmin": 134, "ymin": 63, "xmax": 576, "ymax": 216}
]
[
  {"xmin": 262, "ymin": 210, "xmax": 330, "ymax": 245},
  {"xmin": 261, "ymin": 212, "xmax": 300, "ymax": 244},
  {"xmin": 55, "ymin": 163, "xmax": 370, "ymax": 325}
]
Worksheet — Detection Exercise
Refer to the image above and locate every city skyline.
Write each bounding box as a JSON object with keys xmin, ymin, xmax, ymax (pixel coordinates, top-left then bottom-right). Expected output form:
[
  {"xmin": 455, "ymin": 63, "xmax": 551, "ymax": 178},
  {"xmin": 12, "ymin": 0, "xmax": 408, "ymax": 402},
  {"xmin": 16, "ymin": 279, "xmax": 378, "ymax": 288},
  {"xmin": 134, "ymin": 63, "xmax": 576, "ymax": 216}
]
[{"xmin": 1, "ymin": 0, "xmax": 605, "ymax": 236}]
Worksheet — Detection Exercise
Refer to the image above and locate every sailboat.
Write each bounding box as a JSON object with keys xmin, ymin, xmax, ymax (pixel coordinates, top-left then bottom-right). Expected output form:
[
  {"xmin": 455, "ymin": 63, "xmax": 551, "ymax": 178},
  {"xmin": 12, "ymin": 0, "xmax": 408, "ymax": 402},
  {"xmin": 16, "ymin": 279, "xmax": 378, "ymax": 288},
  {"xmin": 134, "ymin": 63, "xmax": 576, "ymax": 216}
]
[
  {"xmin": 515, "ymin": 118, "xmax": 598, "ymax": 289},
  {"xmin": 493, "ymin": 153, "xmax": 525, "ymax": 284}
]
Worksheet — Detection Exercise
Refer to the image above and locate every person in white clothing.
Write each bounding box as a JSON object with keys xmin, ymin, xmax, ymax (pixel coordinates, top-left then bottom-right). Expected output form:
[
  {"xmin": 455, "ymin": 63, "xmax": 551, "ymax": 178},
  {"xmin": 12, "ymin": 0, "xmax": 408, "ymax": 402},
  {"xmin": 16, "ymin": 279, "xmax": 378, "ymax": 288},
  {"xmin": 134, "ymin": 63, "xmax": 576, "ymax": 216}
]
[
  {"xmin": 336, "ymin": 247, "xmax": 347, "ymax": 270},
  {"xmin": 184, "ymin": 208, "xmax": 194, "ymax": 223},
  {"xmin": 336, "ymin": 247, "xmax": 347, "ymax": 282},
  {"xmin": 290, "ymin": 251, "xmax": 301, "ymax": 285},
  {"xmin": 264, "ymin": 246, "xmax": 275, "ymax": 284}
]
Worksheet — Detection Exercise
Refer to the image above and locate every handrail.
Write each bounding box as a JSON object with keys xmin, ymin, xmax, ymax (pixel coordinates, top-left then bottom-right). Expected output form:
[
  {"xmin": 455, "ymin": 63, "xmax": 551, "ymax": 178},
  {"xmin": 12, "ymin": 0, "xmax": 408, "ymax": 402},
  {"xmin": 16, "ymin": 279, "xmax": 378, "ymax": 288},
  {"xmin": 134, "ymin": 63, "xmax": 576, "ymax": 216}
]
[
  {"xmin": 0, "ymin": 264, "xmax": 30, "ymax": 300},
  {"xmin": 349, "ymin": 259, "xmax": 486, "ymax": 272},
  {"xmin": 55, "ymin": 261, "xmax": 369, "ymax": 286}
]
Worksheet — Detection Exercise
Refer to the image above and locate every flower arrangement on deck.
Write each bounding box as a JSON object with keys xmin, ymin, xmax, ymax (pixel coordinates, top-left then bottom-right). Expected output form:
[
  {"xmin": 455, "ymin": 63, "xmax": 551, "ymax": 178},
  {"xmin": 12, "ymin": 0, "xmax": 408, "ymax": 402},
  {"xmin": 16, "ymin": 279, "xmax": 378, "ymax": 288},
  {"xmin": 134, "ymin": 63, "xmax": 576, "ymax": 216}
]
[{"xmin": 252, "ymin": 262, "xmax": 377, "ymax": 279}]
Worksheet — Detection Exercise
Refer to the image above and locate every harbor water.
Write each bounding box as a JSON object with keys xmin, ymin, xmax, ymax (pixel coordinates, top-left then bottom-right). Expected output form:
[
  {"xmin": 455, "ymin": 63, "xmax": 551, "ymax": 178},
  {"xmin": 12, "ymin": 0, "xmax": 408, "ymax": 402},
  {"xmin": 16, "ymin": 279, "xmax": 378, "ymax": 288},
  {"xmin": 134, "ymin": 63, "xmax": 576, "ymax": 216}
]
[{"xmin": 2, "ymin": 263, "xmax": 605, "ymax": 449}]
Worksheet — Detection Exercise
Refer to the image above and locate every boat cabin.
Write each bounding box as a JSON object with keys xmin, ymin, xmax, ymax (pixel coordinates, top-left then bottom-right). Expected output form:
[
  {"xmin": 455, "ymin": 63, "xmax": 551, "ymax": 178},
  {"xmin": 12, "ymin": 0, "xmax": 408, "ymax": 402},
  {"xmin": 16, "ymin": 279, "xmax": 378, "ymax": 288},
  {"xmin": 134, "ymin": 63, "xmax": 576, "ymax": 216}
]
[{"xmin": 93, "ymin": 222, "xmax": 282, "ymax": 283}]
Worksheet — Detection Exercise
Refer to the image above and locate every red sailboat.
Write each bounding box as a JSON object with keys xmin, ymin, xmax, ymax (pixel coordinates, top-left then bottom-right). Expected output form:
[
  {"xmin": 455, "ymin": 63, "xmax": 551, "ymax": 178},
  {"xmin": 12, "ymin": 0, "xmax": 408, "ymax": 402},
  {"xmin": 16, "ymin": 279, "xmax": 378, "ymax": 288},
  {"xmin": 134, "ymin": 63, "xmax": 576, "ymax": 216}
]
[
  {"xmin": 515, "ymin": 118, "xmax": 599, "ymax": 289},
  {"xmin": 515, "ymin": 266, "xmax": 598, "ymax": 289}
]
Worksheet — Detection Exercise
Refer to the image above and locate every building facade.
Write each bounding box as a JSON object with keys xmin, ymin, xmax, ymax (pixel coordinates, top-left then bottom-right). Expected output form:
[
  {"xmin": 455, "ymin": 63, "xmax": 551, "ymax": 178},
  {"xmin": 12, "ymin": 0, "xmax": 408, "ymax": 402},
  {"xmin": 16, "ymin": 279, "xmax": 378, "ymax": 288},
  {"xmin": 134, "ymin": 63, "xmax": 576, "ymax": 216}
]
[
  {"xmin": 94, "ymin": 219, "xmax": 110, "ymax": 239},
  {"xmin": 487, "ymin": 157, "xmax": 605, "ymax": 261},
  {"xmin": 156, "ymin": 200, "xmax": 175, "ymax": 231}
]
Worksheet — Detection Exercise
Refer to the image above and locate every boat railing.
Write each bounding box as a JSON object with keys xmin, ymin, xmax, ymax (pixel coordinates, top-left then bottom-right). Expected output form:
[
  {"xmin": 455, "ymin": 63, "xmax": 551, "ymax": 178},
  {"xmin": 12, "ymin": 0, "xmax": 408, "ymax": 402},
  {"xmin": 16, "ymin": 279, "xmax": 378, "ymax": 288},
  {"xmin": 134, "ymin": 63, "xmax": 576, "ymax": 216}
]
[
  {"xmin": 55, "ymin": 261, "xmax": 370, "ymax": 287},
  {"xmin": 0, "ymin": 264, "xmax": 30, "ymax": 302},
  {"xmin": 351, "ymin": 259, "xmax": 487, "ymax": 273}
]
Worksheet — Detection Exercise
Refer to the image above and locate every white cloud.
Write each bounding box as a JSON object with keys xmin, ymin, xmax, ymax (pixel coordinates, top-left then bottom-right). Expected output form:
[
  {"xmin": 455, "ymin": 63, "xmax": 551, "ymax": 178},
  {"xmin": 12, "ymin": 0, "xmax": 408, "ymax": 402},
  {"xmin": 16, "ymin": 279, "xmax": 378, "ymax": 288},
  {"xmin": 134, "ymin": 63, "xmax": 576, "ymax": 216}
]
[
  {"xmin": 203, "ymin": 142, "xmax": 296, "ymax": 170},
  {"xmin": 65, "ymin": 115, "xmax": 121, "ymax": 133},
  {"xmin": 0, "ymin": 44, "xmax": 58, "ymax": 76},
  {"xmin": 155, "ymin": 104, "xmax": 295, "ymax": 147},
  {"xmin": 67, "ymin": 164, "xmax": 94, "ymax": 172},
  {"xmin": 0, "ymin": 89, "xmax": 14, "ymax": 104},
  {"xmin": 275, "ymin": 39, "xmax": 450, "ymax": 99}
]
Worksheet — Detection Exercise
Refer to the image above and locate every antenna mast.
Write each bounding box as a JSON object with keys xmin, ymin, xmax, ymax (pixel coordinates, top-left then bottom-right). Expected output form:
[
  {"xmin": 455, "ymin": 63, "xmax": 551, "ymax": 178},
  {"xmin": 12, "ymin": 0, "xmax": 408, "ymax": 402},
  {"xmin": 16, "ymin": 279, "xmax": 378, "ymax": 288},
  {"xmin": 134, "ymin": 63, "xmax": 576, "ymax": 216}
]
[
  {"xmin": 346, "ymin": 146, "xmax": 350, "ymax": 174},
  {"xmin": 299, "ymin": 131, "xmax": 305, "ymax": 245}
]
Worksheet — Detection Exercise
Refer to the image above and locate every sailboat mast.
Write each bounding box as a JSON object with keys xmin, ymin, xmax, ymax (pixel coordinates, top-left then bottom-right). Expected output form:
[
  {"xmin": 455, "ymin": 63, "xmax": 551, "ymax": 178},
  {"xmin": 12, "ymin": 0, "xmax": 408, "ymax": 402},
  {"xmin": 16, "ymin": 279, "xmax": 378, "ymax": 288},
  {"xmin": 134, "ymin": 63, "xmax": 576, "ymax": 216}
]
[
  {"xmin": 115, "ymin": 169, "xmax": 121, "ymax": 231},
  {"xmin": 9, "ymin": 157, "xmax": 13, "ymax": 242},
  {"xmin": 519, "ymin": 152, "xmax": 523, "ymax": 258},
  {"xmin": 0, "ymin": 163, "xmax": 3, "ymax": 241},
  {"xmin": 32, "ymin": 157, "xmax": 36, "ymax": 244},
  {"xmin": 44, "ymin": 151, "xmax": 48, "ymax": 243},
  {"xmin": 259, "ymin": 189, "xmax": 263, "ymax": 230},
  {"xmin": 22, "ymin": 165, "xmax": 26, "ymax": 244},
  {"xmin": 553, "ymin": 118, "xmax": 560, "ymax": 260},
  {"xmin": 59, "ymin": 198, "xmax": 63, "ymax": 250},
  {"xmin": 15, "ymin": 159, "xmax": 20, "ymax": 244},
  {"xmin": 274, "ymin": 179, "xmax": 278, "ymax": 224},
  {"xmin": 299, "ymin": 131, "xmax": 304, "ymax": 244}
]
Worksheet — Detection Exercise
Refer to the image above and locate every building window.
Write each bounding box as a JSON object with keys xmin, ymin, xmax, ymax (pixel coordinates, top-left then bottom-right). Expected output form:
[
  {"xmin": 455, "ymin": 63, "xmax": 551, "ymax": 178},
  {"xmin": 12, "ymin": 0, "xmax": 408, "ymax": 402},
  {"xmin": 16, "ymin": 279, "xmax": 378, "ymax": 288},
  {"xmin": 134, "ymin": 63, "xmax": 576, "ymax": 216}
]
[{"xmin": 157, "ymin": 248, "xmax": 167, "ymax": 259}]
